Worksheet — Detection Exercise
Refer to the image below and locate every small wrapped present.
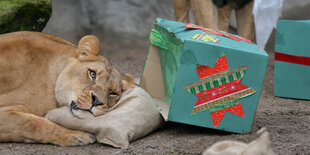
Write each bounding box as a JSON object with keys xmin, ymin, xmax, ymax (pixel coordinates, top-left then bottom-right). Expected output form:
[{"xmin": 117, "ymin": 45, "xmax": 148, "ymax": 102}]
[
  {"xmin": 140, "ymin": 18, "xmax": 268, "ymax": 133},
  {"xmin": 274, "ymin": 20, "xmax": 310, "ymax": 100}
]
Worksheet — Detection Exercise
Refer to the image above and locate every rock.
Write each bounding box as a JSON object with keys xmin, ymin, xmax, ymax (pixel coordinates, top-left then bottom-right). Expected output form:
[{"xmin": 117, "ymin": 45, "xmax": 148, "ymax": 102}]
[
  {"xmin": 43, "ymin": 0, "xmax": 175, "ymax": 48},
  {"xmin": 0, "ymin": 0, "xmax": 52, "ymax": 34}
]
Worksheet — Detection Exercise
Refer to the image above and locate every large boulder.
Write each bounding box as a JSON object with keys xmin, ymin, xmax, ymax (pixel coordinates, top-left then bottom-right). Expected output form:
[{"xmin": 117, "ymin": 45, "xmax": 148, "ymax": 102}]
[
  {"xmin": 43, "ymin": 0, "xmax": 174, "ymax": 48},
  {"xmin": 0, "ymin": 0, "xmax": 52, "ymax": 34}
]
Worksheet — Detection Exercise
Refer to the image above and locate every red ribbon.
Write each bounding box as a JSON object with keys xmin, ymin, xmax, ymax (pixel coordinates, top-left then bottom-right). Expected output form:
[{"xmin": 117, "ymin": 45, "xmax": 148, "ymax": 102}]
[
  {"xmin": 194, "ymin": 80, "xmax": 249, "ymax": 106},
  {"xmin": 185, "ymin": 23, "xmax": 252, "ymax": 43},
  {"xmin": 275, "ymin": 52, "xmax": 310, "ymax": 66}
]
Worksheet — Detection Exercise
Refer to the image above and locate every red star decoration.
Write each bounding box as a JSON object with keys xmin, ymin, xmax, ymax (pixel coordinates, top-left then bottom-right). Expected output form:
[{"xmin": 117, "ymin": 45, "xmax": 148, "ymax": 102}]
[{"xmin": 184, "ymin": 56, "xmax": 256, "ymax": 127}]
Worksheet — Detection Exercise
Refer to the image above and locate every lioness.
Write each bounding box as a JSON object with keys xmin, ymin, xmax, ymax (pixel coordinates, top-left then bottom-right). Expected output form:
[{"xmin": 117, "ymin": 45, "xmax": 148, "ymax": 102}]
[{"xmin": 0, "ymin": 31, "xmax": 134, "ymax": 146}]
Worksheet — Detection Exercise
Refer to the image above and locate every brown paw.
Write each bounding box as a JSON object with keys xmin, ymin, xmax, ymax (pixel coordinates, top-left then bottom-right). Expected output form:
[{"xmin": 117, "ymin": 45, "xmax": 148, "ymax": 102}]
[{"xmin": 59, "ymin": 131, "xmax": 96, "ymax": 146}]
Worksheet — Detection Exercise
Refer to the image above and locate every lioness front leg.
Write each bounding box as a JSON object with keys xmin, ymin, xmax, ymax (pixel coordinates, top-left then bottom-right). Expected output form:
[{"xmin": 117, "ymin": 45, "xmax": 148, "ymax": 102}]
[{"xmin": 0, "ymin": 106, "xmax": 96, "ymax": 146}]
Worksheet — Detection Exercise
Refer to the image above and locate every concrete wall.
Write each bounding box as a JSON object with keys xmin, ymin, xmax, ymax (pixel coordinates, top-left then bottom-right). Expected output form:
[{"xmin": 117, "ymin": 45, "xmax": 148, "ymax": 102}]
[{"xmin": 282, "ymin": 0, "xmax": 310, "ymax": 19}]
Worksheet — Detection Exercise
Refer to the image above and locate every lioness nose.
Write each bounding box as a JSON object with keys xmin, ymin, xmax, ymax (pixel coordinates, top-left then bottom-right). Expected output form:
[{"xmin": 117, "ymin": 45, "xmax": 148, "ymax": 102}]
[
  {"xmin": 70, "ymin": 101, "xmax": 78, "ymax": 110},
  {"xmin": 91, "ymin": 93, "xmax": 103, "ymax": 106}
]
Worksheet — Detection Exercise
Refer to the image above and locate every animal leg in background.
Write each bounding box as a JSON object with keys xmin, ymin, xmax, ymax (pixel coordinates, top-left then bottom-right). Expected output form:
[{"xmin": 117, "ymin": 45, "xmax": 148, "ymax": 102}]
[
  {"xmin": 0, "ymin": 105, "xmax": 95, "ymax": 146},
  {"xmin": 217, "ymin": 4, "xmax": 232, "ymax": 32},
  {"xmin": 235, "ymin": 0, "xmax": 256, "ymax": 42},
  {"xmin": 173, "ymin": 0, "xmax": 191, "ymax": 23},
  {"xmin": 191, "ymin": 0, "xmax": 218, "ymax": 29},
  {"xmin": 172, "ymin": 0, "xmax": 256, "ymax": 42}
]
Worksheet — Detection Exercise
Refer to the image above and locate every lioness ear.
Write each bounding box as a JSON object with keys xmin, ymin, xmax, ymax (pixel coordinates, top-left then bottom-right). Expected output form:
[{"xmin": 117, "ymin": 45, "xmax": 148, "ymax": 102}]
[
  {"xmin": 121, "ymin": 73, "xmax": 135, "ymax": 91},
  {"xmin": 78, "ymin": 35, "xmax": 100, "ymax": 57}
]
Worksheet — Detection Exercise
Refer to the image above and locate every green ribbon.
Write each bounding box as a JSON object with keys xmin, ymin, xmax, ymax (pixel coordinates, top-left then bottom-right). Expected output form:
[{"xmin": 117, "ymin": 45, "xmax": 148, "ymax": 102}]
[{"xmin": 150, "ymin": 29, "xmax": 169, "ymax": 50}]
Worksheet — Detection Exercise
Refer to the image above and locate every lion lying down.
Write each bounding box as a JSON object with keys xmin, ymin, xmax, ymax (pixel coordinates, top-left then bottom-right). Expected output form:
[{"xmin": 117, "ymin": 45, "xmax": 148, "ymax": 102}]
[{"xmin": 0, "ymin": 31, "xmax": 135, "ymax": 146}]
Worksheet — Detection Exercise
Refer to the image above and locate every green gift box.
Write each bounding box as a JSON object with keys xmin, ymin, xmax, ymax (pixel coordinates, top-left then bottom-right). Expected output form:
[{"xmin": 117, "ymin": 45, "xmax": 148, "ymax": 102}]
[
  {"xmin": 140, "ymin": 18, "xmax": 268, "ymax": 133},
  {"xmin": 274, "ymin": 20, "xmax": 310, "ymax": 100}
]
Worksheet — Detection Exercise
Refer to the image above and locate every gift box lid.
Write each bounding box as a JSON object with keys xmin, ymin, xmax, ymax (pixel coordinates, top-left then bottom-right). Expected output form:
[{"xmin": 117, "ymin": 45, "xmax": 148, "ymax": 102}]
[{"xmin": 156, "ymin": 18, "xmax": 268, "ymax": 57}]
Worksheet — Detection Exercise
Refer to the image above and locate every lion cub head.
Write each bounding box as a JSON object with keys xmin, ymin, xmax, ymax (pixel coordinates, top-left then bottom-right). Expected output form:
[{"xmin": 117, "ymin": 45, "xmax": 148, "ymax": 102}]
[{"xmin": 55, "ymin": 35, "xmax": 135, "ymax": 118}]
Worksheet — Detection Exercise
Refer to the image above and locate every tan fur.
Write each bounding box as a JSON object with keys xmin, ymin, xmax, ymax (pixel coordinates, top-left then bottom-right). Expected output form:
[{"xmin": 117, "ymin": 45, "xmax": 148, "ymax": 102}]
[
  {"xmin": 173, "ymin": 0, "xmax": 255, "ymax": 41},
  {"xmin": 0, "ymin": 31, "xmax": 134, "ymax": 146},
  {"xmin": 203, "ymin": 128, "xmax": 276, "ymax": 155}
]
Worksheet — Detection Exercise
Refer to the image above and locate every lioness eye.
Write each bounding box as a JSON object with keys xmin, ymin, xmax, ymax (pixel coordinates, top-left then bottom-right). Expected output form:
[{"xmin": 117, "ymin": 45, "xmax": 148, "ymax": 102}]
[
  {"xmin": 109, "ymin": 92, "xmax": 118, "ymax": 97},
  {"xmin": 89, "ymin": 69, "xmax": 96, "ymax": 80}
]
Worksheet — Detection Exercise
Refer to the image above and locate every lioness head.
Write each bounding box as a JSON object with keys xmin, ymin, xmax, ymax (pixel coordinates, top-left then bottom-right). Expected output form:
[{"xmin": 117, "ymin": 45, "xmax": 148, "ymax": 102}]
[{"xmin": 55, "ymin": 35, "xmax": 135, "ymax": 118}]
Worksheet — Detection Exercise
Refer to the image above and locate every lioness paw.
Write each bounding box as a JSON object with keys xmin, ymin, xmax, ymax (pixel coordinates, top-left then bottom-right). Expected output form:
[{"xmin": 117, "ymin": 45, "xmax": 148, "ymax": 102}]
[{"xmin": 60, "ymin": 131, "xmax": 96, "ymax": 146}]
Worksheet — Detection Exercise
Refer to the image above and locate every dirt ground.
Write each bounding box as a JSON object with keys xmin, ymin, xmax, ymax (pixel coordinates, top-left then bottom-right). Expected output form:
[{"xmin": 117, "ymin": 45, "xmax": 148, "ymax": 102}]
[{"xmin": 0, "ymin": 37, "xmax": 309, "ymax": 155}]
